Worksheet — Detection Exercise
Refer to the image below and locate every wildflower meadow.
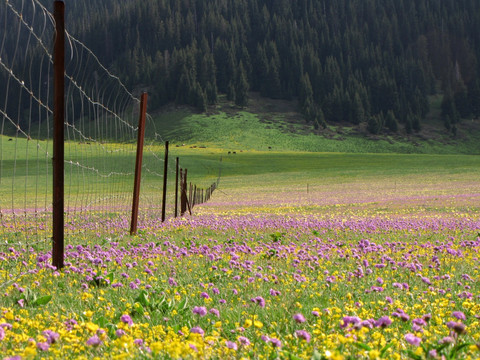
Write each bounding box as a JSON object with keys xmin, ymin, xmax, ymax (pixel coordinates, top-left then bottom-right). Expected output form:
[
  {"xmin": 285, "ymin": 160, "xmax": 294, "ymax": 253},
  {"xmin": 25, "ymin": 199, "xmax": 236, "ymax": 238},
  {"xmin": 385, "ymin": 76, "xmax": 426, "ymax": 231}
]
[{"xmin": 1, "ymin": 151, "xmax": 480, "ymax": 360}]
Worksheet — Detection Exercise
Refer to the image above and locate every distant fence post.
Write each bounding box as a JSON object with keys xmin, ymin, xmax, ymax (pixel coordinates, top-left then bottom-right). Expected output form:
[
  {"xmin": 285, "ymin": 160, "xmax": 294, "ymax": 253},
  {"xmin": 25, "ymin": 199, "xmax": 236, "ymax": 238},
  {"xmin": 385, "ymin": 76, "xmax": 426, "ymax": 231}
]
[
  {"xmin": 52, "ymin": 0, "xmax": 65, "ymax": 270},
  {"xmin": 217, "ymin": 156, "xmax": 222, "ymax": 186},
  {"xmin": 175, "ymin": 157, "xmax": 179, "ymax": 218},
  {"xmin": 161, "ymin": 141, "xmax": 169, "ymax": 222},
  {"xmin": 130, "ymin": 92, "xmax": 148, "ymax": 235},
  {"xmin": 193, "ymin": 185, "xmax": 197, "ymax": 207},
  {"xmin": 180, "ymin": 168, "xmax": 187, "ymax": 216},
  {"xmin": 189, "ymin": 183, "xmax": 193, "ymax": 209}
]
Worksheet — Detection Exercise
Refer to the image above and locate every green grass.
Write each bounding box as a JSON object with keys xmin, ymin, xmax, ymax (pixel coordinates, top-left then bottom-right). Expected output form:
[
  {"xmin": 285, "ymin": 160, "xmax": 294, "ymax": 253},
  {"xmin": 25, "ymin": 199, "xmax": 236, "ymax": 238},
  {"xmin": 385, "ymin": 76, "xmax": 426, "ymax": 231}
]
[
  {"xmin": 151, "ymin": 107, "xmax": 480, "ymax": 155},
  {"xmin": 2, "ymin": 133, "xmax": 480, "ymax": 213}
]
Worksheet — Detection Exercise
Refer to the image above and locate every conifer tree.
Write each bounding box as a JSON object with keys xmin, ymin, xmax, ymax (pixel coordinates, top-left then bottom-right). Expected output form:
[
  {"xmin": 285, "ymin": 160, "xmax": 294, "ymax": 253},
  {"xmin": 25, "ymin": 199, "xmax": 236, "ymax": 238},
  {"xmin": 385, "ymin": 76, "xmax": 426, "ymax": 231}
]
[{"xmin": 235, "ymin": 62, "xmax": 249, "ymax": 107}]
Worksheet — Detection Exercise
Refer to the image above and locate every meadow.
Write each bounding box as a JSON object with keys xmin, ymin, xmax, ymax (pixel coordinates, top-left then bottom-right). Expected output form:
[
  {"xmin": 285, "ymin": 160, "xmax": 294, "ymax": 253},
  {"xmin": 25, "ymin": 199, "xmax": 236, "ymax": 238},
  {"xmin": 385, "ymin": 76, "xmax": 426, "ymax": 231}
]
[{"xmin": 1, "ymin": 142, "xmax": 480, "ymax": 359}]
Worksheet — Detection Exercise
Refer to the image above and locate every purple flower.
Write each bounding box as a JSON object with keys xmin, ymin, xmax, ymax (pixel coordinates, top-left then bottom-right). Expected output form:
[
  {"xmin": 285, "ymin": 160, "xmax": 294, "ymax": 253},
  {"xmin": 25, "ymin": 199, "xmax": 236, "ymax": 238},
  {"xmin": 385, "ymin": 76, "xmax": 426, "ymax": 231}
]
[
  {"xmin": 0, "ymin": 327, "xmax": 5, "ymax": 341},
  {"xmin": 421, "ymin": 277, "xmax": 432, "ymax": 285},
  {"xmin": 412, "ymin": 324, "xmax": 423, "ymax": 333},
  {"xmin": 250, "ymin": 296, "xmax": 266, "ymax": 308},
  {"xmin": 440, "ymin": 336, "xmax": 455, "ymax": 344},
  {"xmin": 269, "ymin": 288, "xmax": 281, "ymax": 296},
  {"xmin": 42, "ymin": 330, "xmax": 60, "ymax": 344},
  {"xmin": 209, "ymin": 308, "xmax": 220, "ymax": 318},
  {"xmin": 269, "ymin": 337, "xmax": 282, "ymax": 348},
  {"xmin": 452, "ymin": 311, "xmax": 466, "ymax": 320},
  {"xmin": 293, "ymin": 313, "xmax": 306, "ymax": 323},
  {"xmin": 226, "ymin": 340, "xmax": 238, "ymax": 350},
  {"xmin": 405, "ymin": 333, "xmax": 421, "ymax": 346},
  {"xmin": 37, "ymin": 342, "xmax": 50, "ymax": 351},
  {"xmin": 168, "ymin": 277, "xmax": 177, "ymax": 286},
  {"xmin": 295, "ymin": 330, "xmax": 311, "ymax": 342},
  {"xmin": 312, "ymin": 310, "xmax": 320, "ymax": 317},
  {"xmin": 193, "ymin": 306, "xmax": 208, "ymax": 317},
  {"xmin": 190, "ymin": 327, "xmax": 204, "ymax": 336},
  {"xmin": 446, "ymin": 321, "xmax": 466, "ymax": 335},
  {"xmin": 116, "ymin": 329, "xmax": 126, "ymax": 337},
  {"xmin": 238, "ymin": 336, "xmax": 251, "ymax": 346},
  {"xmin": 64, "ymin": 319, "xmax": 77, "ymax": 331},
  {"xmin": 200, "ymin": 292, "xmax": 210, "ymax": 299},
  {"xmin": 120, "ymin": 314, "xmax": 133, "ymax": 326},
  {"xmin": 134, "ymin": 339, "xmax": 144, "ymax": 346},
  {"xmin": 86, "ymin": 335, "xmax": 102, "ymax": 346},
  {"xmin": 375, "ymin": 316, "xmax": 392, "ymax": 328},
  {"xmin": 340, "ymin": 316, "xmax": 361, "ymax": 328}
]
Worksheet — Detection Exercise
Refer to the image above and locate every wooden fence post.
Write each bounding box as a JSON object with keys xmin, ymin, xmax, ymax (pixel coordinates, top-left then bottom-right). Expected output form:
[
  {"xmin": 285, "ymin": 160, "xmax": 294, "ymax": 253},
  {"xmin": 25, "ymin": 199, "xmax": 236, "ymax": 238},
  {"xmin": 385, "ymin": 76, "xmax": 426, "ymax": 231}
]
[
  {"xmin": 52, "ymin": 0, "xmax": 65, "ymax": 270},
  {"xmin": 180, "ymin": 169, "xmax": 187, "ymax": 216},
  {"xmin": 130, "ymin": 93, "xmax": 148, "ymax": 235},
  {"xmin": 189, "ymin": 183, "xmax": 193, "ymax": 209},
  {"xmin": 161, "ymin": 141, "xmax": 169, "ymax": 222}
]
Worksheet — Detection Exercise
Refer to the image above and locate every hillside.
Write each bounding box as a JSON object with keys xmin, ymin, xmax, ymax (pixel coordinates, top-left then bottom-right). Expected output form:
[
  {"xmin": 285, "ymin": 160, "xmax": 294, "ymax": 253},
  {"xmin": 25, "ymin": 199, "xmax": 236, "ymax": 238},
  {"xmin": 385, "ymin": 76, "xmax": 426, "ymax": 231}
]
[
  {"xmin": 152, "ymin": 93, "xmax": 480, "ymax": 154},
  {"xmin": 2, "ymin": 0, "xmax": 480, "ymax": 148}
]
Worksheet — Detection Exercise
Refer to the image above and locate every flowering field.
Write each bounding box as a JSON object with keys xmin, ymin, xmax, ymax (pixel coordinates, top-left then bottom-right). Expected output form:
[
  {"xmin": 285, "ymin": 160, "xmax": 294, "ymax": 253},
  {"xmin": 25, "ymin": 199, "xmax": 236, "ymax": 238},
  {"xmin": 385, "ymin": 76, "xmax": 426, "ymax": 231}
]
[{"xmin": 1, "ymin": 152, "xmax": 480, "ymax": 359}]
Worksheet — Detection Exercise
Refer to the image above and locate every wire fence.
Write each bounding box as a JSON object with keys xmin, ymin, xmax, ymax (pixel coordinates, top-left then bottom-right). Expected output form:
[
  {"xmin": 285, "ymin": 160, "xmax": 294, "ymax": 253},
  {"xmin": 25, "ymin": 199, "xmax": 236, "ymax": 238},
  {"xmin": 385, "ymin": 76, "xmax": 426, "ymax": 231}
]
[{"xmin": 0, "ymin": 0, "xmax": 221, "ymax": 275}]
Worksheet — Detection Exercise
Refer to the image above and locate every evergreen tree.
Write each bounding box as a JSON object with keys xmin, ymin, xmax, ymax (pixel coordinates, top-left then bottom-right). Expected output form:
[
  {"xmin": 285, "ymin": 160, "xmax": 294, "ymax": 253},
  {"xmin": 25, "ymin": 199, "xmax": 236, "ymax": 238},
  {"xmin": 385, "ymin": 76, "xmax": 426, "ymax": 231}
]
[
  {"xmin": 235, "ymin": 62, "xmax": 249, "ymax": 107},
  {"xmin": 351, "ymin": 92, "xmax": 366, "ymax": 125},
  {"xmin": 441, "ymin": 91, "xmax": 460, "ymax": 125},
  {"xmin": 367, "ymin": 114, "xmax": 384, "ymax": 135},
  {"xmin": 468, "ymin": 80, "xmax": 480, "ymax": 118},
  {"xmin": 385, "ymin": 110, "xmax": 398, "ymax": 132},
  {"xmin": 454, "ymin": 81, "xmax": 471, "ymax": 119}
]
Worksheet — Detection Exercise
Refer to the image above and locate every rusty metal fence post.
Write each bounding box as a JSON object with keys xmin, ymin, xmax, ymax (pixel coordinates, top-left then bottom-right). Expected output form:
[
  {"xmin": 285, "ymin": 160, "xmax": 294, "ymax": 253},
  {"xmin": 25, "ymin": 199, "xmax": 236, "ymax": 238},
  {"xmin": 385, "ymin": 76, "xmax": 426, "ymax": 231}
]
[{"xmin": 52, "ymin": 0, "xmax": 65, "ymax": 270}]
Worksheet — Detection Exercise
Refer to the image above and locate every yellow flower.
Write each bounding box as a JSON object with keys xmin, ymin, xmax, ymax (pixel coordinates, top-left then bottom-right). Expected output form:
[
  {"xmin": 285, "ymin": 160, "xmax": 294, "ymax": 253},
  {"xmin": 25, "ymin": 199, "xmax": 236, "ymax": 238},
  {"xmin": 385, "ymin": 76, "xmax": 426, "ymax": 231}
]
[
  {"xmin": 254, "ymin": 320, "xmax": 263, "ymax": 328},
  {"xmin": 4, "ymin": 311, "xmax": 14, "ymax": 321},
  {"xmin": 85, "ymin": 322, "xmax": 99, "ymax": 333},
  {"xmin": 369, "ymin": 349, "xmax": 380, "ymax": 359}
]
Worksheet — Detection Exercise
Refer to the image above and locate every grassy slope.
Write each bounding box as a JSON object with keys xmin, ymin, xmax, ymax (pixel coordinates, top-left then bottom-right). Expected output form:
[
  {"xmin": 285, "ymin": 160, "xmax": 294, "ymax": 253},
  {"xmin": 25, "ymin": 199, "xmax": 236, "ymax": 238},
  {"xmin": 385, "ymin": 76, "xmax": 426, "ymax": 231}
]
[{"xmin": 152, "ymin": 94, "xmax": 480, "ymax": 155}]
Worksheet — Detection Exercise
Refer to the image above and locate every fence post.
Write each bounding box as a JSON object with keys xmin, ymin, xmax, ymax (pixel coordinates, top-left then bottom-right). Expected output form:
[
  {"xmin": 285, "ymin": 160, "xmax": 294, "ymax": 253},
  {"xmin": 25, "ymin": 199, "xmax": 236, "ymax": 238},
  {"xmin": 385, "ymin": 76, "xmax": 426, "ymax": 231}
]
[
  {"xmin": 193, "ymin": 185, "xmax": 197, "ymax": 207},
  {"xmin": 175, "ymin": 157, "xmax": 179, "ymax": 218},
  {"xmin": 52, "ymin": 0, "xmax": 65, "ymax": 270},
  {"xmin": 161, "ymin": 141, "xmax": 169, "ymax": 222},
  {"xmin": 180, "ymin": 169, "xmax": 187, "ymax": 216},
  {"xmin": 130, "ymin": 93, "xmax": 148, "ymax": 235},
  {"xmin": 217, "ymin": 156, "xmax": 222, "ymax": 186},
  {"xmin": 189, "ymin": 183, "xmax": 193, "ymax": 208}
]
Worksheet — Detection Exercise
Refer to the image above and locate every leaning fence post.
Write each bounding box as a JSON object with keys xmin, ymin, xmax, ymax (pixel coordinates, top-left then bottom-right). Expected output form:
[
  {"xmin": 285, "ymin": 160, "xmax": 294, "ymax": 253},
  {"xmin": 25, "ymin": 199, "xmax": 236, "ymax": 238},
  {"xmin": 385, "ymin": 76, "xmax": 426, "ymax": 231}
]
[
  {"xmin": 161, "ymin": 141, "xmax": 169, "ymax": 222},
  {"xmin": 52, "ymin": 0, "xmax": 65, "ymax": 270},
  {"xmin": 181, "ymin": 169, "xmax": 187, "ymax": 216},
  {"xmin": 130, "ymin": 93, "xmax": 148, "ymax": 235}
]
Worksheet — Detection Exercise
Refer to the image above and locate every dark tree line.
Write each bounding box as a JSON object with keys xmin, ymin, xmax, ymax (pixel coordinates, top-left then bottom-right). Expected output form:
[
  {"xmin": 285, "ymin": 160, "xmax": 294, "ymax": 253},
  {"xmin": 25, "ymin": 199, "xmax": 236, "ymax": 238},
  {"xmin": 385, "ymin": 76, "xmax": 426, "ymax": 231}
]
[{"xmin": 3, "ymin": 0, "xmax": 480, "ymax": 135}]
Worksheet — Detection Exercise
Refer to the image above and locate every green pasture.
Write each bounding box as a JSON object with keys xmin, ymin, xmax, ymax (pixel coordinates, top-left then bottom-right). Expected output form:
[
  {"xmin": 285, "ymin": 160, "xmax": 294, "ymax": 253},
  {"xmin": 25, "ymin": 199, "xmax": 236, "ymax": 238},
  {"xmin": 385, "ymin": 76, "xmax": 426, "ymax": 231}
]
[
  {"xmin": 152, "ymin": 107, "xmax": 480, "ymax": 155},
  {"xmin": 1, "ymin": 134, "xmax": 479, "ymax": 212}
]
